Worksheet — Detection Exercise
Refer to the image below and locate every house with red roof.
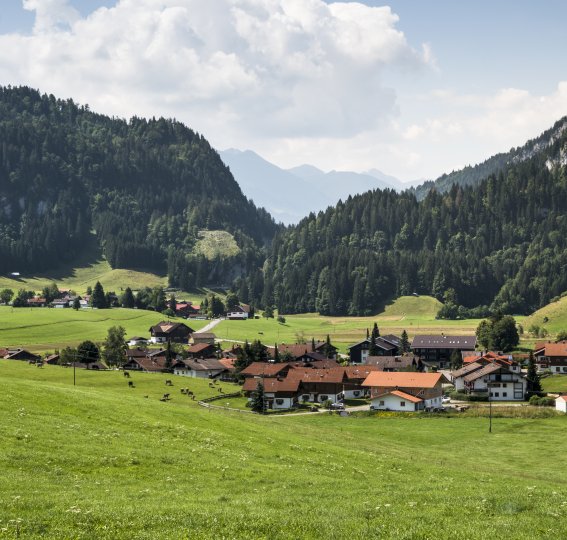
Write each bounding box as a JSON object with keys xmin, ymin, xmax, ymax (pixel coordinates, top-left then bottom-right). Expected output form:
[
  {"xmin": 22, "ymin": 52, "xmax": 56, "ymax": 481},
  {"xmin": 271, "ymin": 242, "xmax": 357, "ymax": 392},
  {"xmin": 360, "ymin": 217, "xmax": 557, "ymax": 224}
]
[
  {"xmin": 451, "ymin": 362, "xmax": 526, "ymax": 400},
  {"xmin": 362, "ymin": 372, "xmax": 448, "ymax": 411},
  {"xmin": 242, "ymin": 376, "xmax": 302, "ymax": 409}
]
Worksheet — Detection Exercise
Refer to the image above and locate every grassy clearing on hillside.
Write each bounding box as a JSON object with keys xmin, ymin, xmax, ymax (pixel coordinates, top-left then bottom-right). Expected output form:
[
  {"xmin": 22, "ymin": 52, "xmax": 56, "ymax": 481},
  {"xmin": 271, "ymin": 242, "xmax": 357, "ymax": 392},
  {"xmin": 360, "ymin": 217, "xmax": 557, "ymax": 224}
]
[
  {"xmin": 524, "ymin": 295, "xmax": 567, "ymax": 336},
  {"xmin": 194, "ymin": 230, "xmax": 241, "ymax": 260},
  {"xmin": 0, "ymin": 307, "xmax": 208, "ymax": 353},
  {"xmin": 1, "ymin": 361, "xmax": 567, "ymax": 539}
]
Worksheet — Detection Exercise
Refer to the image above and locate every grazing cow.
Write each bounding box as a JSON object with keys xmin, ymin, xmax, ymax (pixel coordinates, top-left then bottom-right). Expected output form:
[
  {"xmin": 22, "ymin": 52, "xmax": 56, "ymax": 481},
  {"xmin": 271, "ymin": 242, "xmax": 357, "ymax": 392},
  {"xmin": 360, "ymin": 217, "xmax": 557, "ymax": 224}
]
[
  {"xmin": 187, "ymin": 390, "xmax": 193, "ymax": 396},
  {"xmin": 165, "ymin": 379, "xmax": 173, "ymax": 386},
  {"xmin": 181, "ymin": 388, "xmax": 186, "ymax": 394},
  {"xmin": 128, "ymin": 381, "xmax": 134, "ymax": 388},
  {"xmin": 123, "ymin": 371, "xmax": 130, "ymax": 378}
]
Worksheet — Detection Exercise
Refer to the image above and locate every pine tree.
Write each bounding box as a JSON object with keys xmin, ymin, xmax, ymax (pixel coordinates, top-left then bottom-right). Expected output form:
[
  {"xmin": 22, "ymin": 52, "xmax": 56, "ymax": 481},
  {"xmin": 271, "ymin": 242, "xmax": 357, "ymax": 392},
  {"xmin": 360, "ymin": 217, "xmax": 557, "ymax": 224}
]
[
  {"xmin": 450, "ymin": 349, "xmax": 462, "ymax": 370},
  {"xmin": 324, "ymin": 334, "xmax": 333, "ymax": 359},
  {"xmin": 72, "ymin": 297, "xmax": 81, "ymax": 311},
  {"xmin": 250, "ymin": 380, "xmax": 265, "ymax": 413},
  {"xmin": 311, "ymin": 337, "xmax": 316, "ymax": 352},
  {"xmin": 121, "ymin": 287, "xmax": 135, "ymax": 308},
  {"xmin": 91, "ymin": 281, "xmax": 107, "ymax": 309},
  {"xmin": 526, "ymin": 351, "xmax": 542, "ymax": 394},
  {"xmin": 369, "ymin": 323, "xmax": 380, "ymax": 356},
  {"xmin": 400, "ymin": 329, "xmax": 410, "ymax": 354},
  {"xmin": 274, "ymin": 344, "xmax": 280, "ymax": 363}
]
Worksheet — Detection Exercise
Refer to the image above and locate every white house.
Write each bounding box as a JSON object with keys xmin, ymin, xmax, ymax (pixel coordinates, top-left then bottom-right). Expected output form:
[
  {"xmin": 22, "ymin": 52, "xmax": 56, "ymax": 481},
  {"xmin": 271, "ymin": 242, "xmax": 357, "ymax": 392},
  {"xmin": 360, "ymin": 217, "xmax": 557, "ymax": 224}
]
[
  {"xmin": 370, "ymin": 389, "xmax": 424, "ymax": 412},
  {"xmin": 172, "ymin": 358, "xmax": 227, "ymax": 379},
  {"xmin": 556, "ymin": 395, "xmax": 567, "ymax": 413},
  {"xmin": 461, "ymin": 364, "xmax": 526, "ymax": 401},
  {"xmin": 226, "ymin": 304, "xmax": 252, "ymax": 320},
  {"xmin": 242, "ymin": 377, "xmax": 301, "ymax": 410}
]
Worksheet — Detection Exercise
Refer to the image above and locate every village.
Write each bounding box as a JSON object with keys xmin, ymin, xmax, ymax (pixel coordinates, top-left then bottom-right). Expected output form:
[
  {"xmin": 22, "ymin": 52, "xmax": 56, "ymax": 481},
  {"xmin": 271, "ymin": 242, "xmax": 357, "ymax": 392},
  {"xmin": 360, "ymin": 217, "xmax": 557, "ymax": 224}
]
[{"xmin": 3, "ymin": 294, "xmax": 567, "ymax": 416}]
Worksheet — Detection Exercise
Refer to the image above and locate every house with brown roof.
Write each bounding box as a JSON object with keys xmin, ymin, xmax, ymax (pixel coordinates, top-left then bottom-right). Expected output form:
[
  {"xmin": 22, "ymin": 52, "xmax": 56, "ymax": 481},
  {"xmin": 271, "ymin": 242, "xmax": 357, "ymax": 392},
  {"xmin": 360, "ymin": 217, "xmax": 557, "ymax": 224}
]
[
  {"xmin": 268, "ymin": 341, "xmax": 338, "ymax": 361},
  {"xmin": 186, "ymin": 343, "xmax": 217, "ymax": 359},
  {"xmin": 411, "ymin": 335, "xmax": 477, "ymax": 369},
  {"xmin": 242, "ymin": 376, "xmax": 302, "ymax": 410},
  {"xmin": 123, "ymin": 348, "xmax": 170, "ymax": 372},
  {"xmin": 172, "ymin": 358, "xmax": 228, "ymax": 379},
  {"xmin": 149, "ymin": 321, "xmax": 193, "ymax": 344},
  {"xmin": 342, "ymin": 365, "xmax": 384, "ymax": 399},
  {"xmin": 1, "ymin": 348, "xmax": 41, "ymax": 362},
  {"xmin": 192, "ymin": 332, "xmax": 216, "ymax": 345},
  {"xmin": 533, "ymin": 341, "xmax": 567, "ymax": 374},
  {"xmin": 362, "ymin": 372, "xmax": 447, "ymax": 411},
  {"xmin": 239, "ymin": 362, "xmax": 292, "ymax": 379},
  {"xmin": 365, "ymin": 355, "xmax": 422, "ymax": 372},
  {"xmin": 226, "ymin": 304, "xmax": 253, "ymax": 320},
  {"xmin": 175, "ymin": 302, "xmax": 200, "ymax": 318},
  {"xmin": 287, "ymin": 368, "xmax": 346, "ymax": 404}
]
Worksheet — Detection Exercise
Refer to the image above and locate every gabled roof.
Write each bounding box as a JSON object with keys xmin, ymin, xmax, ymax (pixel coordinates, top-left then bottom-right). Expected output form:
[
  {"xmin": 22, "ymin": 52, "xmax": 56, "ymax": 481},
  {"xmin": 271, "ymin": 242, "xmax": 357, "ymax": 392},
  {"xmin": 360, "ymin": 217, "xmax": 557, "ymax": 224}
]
[
  {"xmin": 193, "ymin": 332, "xmax": 216, "ymax": 339},
  {"xmin": 130, "ymin": 357, "xmax": 168, "ymax": 372},
  {"xmin": 374, "ymin": 389, "xmax": 423, "ymax": 403},
  {"xmin": 287, "ymin": 368, "xmax": 346, "ymax": 384},
  {"xmin": 187, "ymin": 343, "xmax": 215, "ymax": 354},
  {"xmin": 365, "ymin": 355, "xmax": 418, "ymax": 370},
  {"xmin": 149, "ymin": 321, "xmax": 193, "ymax": 334},
  {"xmin": 463, "ymin": 363, "xmax": 505, "ymax": 383},
  {"xmin": 126, "ymin": 348, "xmax": 149, "ymax": 358},
  {"xmin": 177, "ymin": 358, "xmax": 226, "ymax": 371},
  {"xmin": 540, "ymin": 343, "xmax": 567, "ymax": 358},
  {"xmin": 451, "ymin": 362, "xmax": 485, "ymax": 378},
  {"xmin": 219, "ymin": 357, "xmax": 236, "ymax": 371},
  {"xmin": 556, "ymin": 395, "xmax": 567, "ymax": 402},
  {"xmin": 239, "ymin": 362, "xmax": 290, "ymax": 377},
  {"xmin": 343, "ymin": 365, "xmax": 384, "ymax": 380},
  {"xmin": 411, "ymin": 335, "xmax": 477, "ymax": 349},
  {"xmin": 362, "ymin": 371, "xmax": 445, "ymax": 388}
]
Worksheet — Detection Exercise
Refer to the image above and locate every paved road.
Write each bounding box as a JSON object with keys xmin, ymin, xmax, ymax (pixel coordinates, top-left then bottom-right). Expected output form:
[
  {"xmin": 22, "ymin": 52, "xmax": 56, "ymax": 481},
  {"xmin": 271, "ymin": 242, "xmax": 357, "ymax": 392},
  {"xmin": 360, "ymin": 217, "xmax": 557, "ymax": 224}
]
[{"xmin": 194, "ymin": 318, "xmax": 222, "ymax": 334}]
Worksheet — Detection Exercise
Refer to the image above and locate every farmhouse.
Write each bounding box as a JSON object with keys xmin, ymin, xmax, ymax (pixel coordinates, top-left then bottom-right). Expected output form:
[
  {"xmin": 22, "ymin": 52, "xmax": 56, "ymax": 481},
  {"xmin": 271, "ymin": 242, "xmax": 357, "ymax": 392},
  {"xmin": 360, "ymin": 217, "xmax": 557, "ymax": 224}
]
[
  {"xmin": 533, "ymin": 341, "xmax": 567, "ymax": 373},
  {"xmin": 192, "ymin": 332, "xmax": 216, "ymax": 345},
  {"xmin": 239, "ymin": 362, "xmax": 292, "ymax": 379},
  {"xmin": 342, "ymin": 365, "xmax": 383, "ymax": 399},
  {"xmin": 242, "ymin": 377, "xmax": 302, "ymax": 410},
  {"xmin": 269, "ymin": 341, "xmax": 338, "ymax": 361},
  {"xmin": 0, "ymin": 348, "xmax": 41, "ymax": 362},
  {"xmin": 287, "ymin": 368, "xmax": 346, "ymax": 404},
  {"xmin": 45, "ymin": 353, "xmax": 60, "ymax": 365},
  {"xmin": 226, "ymin": 304, "xmax": 252, "ymax": 320},
  {"xmin": 362, "ymin": 372, "xmax": 447, "ymax": 411},
  {"xmin": 149, "ymin": 321, "xmax": 193, "ymax": 344},
  {"xmin": 347, "ymin": 334, "xmax": 400, "ymax": 364},
  {"xmin": 186, "ymin": 343, "xmax": 217, "ymax": 359},
  {"xmin": 123, "ymin": 355, "xmax": 169, "ymax": 372},
  {"xmin": 175, "ymin": 302, "xmax": 200, "ymax": 318},
  {"xmin": 172, "ymin": 358, "xmax": 228, "ymax": 379},
  {"xmin": 411, "ymin": 335, "xmax": 477, "ymax": 369}
]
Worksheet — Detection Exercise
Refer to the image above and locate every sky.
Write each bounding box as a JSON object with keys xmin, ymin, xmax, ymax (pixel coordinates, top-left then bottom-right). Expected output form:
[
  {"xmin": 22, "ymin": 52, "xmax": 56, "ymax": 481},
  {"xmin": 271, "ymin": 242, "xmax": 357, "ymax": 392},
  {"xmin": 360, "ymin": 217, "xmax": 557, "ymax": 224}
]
[{"xmin": 0, "ymin": 1, "xmax": 566, "ymax": 182}]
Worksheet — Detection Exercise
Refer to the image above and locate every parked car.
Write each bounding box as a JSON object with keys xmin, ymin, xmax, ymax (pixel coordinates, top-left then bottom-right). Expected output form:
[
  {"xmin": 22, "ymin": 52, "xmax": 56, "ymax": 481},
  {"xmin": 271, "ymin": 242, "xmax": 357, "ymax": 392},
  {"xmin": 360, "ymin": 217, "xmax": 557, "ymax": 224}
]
[
  {"xmin": 442, "ymin": 396, "xmax": 451, "ymax": 404},
  {"xmin": 330, "ymin": 403, "xmax": 345, "ymax": 410}
]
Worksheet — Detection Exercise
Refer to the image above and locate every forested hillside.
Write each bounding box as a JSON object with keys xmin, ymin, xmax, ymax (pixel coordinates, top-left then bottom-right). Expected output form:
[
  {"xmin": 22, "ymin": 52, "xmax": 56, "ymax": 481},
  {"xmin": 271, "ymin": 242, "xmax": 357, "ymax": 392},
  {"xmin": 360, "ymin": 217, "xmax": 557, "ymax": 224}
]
[
  {"xmin": 254, "ymin": 123, "xmax": 567, "ymax": 316},
  {"xmin": 414, "ymin": 117, "xmax": 567, "ymax": 199},
  {"xmin": 0, "ymin": 86, "xmax": 277, "ymax": 289}
]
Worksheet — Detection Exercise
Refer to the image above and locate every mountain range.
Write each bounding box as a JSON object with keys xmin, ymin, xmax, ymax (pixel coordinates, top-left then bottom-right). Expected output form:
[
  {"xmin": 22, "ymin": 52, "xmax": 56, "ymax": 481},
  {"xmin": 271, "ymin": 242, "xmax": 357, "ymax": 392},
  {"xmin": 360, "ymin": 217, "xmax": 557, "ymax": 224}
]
[{"xmin": 219, "ymin": 149, "xmax": 422, "ymax": 224}]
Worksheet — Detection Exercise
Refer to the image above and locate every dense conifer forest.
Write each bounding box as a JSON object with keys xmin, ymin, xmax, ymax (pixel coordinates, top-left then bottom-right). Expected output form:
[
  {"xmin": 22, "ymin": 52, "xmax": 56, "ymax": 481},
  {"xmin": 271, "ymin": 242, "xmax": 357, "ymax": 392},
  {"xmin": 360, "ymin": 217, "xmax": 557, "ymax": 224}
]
[
  {"xmin": 252, "ymin": 119, "xmax": 567, "ymax": 316},
  {"xmin": 0, "ymin": 86, "xmax": 277, "ymax": 289},
  {"xmin": 2, "ymin": 86, "xmax": 567, "ymax": 317}
]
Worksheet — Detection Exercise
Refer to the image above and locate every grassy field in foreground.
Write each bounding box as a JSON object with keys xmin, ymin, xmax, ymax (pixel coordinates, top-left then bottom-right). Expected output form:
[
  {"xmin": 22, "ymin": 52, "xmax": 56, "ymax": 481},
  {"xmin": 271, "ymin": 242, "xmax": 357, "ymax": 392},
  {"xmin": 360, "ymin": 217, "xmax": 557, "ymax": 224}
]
[
  {"xmin": 542, "ymin": 375, "xmax": 567, "ymax": 393},
  {"xmin": 0, "ymin": 307, "xmax": 209, "ymax": 353},
  {"xmin": 1, "ymin": 361, "xmax": 567, "ymax": 539}
]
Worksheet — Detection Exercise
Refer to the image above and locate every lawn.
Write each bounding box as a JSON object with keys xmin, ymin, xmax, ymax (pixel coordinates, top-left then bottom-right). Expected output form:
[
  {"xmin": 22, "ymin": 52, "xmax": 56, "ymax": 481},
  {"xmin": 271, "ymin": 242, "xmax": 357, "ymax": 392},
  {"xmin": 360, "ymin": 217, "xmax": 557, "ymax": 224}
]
[
  {"xmin": 524, "ymin": 295, "xmax": 567, "ymax": 337},
  {"xmin": 0, "ymin": 307, "xmax": 209, "ymax": 353},
  {"xmin": 542, "ymin": 374, "xmax": 567, "ymax": 393},
  {"xmin": 1, "ymin": 361, "xmax": 567, "ymax": 539}
]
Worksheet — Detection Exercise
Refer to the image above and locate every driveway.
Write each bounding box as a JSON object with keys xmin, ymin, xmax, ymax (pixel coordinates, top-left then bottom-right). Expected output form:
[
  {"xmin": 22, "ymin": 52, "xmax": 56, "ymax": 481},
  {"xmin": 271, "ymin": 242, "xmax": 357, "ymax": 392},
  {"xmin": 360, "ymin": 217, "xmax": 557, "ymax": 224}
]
[{"xmin": 194, "ymin": 318, "xmax": 222, "ymax": 334}]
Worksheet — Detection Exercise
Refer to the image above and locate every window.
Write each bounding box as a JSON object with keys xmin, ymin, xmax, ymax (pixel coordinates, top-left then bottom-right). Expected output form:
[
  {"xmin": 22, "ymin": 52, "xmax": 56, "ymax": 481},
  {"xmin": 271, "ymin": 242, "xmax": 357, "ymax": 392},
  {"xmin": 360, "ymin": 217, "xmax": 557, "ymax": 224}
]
[
  {"xmin": 502, "ymin": 392, "xmax": 507, "ymax": 397},
  {"xmin": 379, "ymin": 400, "xmax": 385, "ymax": 406},
  {"xmin": 502, "ymin": 384, "xmax": 507, "ymax": 388},
  {"xmin": 494, "ymin": 392, "xmax": 499, "ymax": 397},
  {"xmin": 400, "ymin": 401, "xmax": 406, "ymax": 407},
  {"xmin": 563, "ymin": 367, "xmax": 567, "ymax": 372},
  {"xmin": 557, "ymin": 367, "xmax": 561, "ymax": 372}
]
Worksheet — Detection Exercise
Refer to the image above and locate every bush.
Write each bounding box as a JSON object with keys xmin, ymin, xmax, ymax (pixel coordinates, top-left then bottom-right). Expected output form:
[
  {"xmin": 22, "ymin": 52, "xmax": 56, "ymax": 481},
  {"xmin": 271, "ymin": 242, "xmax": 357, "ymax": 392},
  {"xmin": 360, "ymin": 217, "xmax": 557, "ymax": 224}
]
[
  {"xmin": 449, "ymin": 390, "xmax": 489, "ymax": 402},
  {"xmin": 529, "ymin": 395, "xmax": 555, "ymax": 407}
]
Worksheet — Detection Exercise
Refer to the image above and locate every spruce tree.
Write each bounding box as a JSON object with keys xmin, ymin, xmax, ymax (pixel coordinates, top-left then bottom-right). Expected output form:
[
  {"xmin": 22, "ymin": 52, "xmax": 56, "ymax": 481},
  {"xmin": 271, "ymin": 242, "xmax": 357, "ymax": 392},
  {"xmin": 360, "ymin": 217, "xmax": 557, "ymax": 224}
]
[
  {"xmin": 250, "ymin": 380, "xmax": 265, "ymax": 413},
  {"xmin": 369, "ymin": 323, "xmax": 380, "ymax": 356},
  {"xmin": 400, "ymin": 330, "xmax": 410, "ymax": 354},
  {"xmin": 91, "ymin": 281, "xmax": 107, "ymax": 309},
  {"xmin": 526, "ymin": 351, "xmax": 542, "ymax": 394},
  {"xmin": 121, "ymin": 287, "xmax": 135, "ymax": 309}
]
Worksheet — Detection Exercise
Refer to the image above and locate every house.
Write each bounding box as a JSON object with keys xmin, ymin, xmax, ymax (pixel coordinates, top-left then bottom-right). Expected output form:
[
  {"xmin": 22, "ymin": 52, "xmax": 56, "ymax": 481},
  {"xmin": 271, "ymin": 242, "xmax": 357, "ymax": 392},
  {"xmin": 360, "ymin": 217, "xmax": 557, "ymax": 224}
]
[
  {"xmin": 52, "ymin": 298, "xmax": 70, "ymax": 308},
  {"xmin": 172, "ymin": 358, "xmax": 228, "ymax": 379},
  {"xmin": 149, "ymin": 321, "xmax": 193, "ymax": 344},
  {"xmin": 226, "ymin": 304, "xmax": 253, "ymax": 320},
  {"xmin": 347, "ymin": 334, "xmax": 401, "ymax": 364},
  {"xmin": 533, "ymin": 341, "xmax": 567, "ymax": 374},
  {"xmin": 239, "ymin": 362, "xmax": 292, "ymax": 379},
  {"xmin": 192, "ymin": 332, "xmax": 216, "ymax": 345},
  {"xmin": 186, "ymin": 343, "xmax": 217, "ymax": 359},
  {"xmin": 175, "ymin": 302, "xmax": 200, "ymax": 318},
  {"xmin": 242, "ymin": 376, "xmax": 302, "ymax": 410},
  {"xmin": 123, "ymin": 355, "xmax": 169, "ymax": 372},
  {"xmin": 127, "ymin": 336, "xmax": 148, "ymax": 347},
  {"xmin": 461, "ymin": 351, "xmax": 521, "ymax": 373},
  {"xmin": 45, "ymin": 353, "xmax": 60, "ymax": 365},
  {"xmin": 411, "ymin": 335, "xmax": 477, "ymax": 369},
  {"xmin": 362, "ymin": 372, "xmax": 447, "ymax": 411},
  {"xmin": 555, "ymin": 395, "xmax": 567, "ymax": 413},
  {"xmin": 0, "ymin": 348, "xmax": 41, "ymax": 362},
  {"xmin": 27, "ymin": 297, "xmax": 47, "ymax": 307},
  {"xmin": 365, "ymin": 355, "xmax": 422, "ymax": 372},
  {"xmin": 455, "ymin": 363, "xmax": 526, "ymax": 400},
  {"xmin": 222, "ymin": 344, "xmax": 243, "ymax": 358},
  {"xmin": 342, "ymin": 365, "xmax": 383, "ymax": 399},
  {"xmin": 287, "ymin": 368, "xmax": 346, "ymax": 404}
]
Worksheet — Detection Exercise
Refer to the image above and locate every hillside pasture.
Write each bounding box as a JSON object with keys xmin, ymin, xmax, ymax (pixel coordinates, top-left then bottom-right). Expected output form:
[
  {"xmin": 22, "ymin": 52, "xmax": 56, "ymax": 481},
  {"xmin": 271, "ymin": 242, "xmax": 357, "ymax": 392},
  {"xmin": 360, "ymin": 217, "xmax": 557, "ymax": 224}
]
[
  {"xmin": 1, "ymin": 360, "xmax": 567, "ymax": 539},
  {"xmin": 0, "ymin": 307, "xmax": 208, "ymax": 353},
  {"xmin": 524, "ymin": 295, "xmax": 567, "ymax": 337}
]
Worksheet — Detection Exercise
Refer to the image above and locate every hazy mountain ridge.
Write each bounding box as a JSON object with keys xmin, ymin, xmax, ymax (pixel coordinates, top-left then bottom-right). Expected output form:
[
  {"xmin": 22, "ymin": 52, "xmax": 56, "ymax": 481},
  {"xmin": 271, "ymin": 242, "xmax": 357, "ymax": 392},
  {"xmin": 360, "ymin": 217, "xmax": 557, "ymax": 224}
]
[{"xmin": 220, "ymin": 148, "xmax": 420, "ymax": 224}]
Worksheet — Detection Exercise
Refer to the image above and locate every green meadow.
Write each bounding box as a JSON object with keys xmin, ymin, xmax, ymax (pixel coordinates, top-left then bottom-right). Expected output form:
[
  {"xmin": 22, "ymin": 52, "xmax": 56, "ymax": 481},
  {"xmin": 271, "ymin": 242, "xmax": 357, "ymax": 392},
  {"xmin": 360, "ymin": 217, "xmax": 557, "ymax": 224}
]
[
  {"xmin": 1, "ymin": 360, "xmax": 567, "ymax": 539},
  {"xmin": 0, "ymin": 307, "xmax": 209, "ymax": 353}
]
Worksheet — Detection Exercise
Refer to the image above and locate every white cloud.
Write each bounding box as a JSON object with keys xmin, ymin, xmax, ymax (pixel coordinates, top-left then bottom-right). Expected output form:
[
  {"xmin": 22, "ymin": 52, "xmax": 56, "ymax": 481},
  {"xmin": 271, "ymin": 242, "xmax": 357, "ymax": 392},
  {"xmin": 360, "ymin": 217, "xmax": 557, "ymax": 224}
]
[{"xmin": 0, "ymin": 0, "xmax": 431, "ymax": 145}]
